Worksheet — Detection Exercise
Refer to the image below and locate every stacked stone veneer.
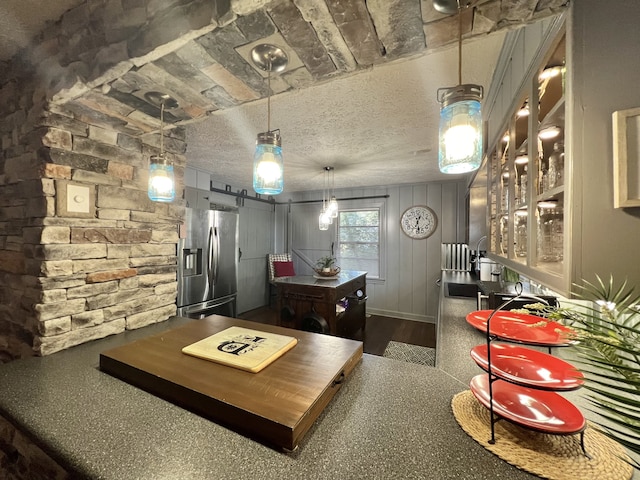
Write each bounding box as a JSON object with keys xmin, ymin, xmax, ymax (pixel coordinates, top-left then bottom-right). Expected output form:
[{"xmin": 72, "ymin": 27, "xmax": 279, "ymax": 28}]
[
  {"xmin": 0, "ymin": 0, "xmax": 229, "ymax": 362},
  {"xmin": 0, "ymin": 100, "xmax": 185, "ymax": 361},
  {"xmin": 0, "ymin": 57, "xmax": 187, "ymax": 362}
]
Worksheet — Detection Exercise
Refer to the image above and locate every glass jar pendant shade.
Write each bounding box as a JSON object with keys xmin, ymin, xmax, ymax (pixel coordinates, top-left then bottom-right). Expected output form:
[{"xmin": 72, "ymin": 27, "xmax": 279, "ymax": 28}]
[
  {"xmin": 438, "ymin": 85, "xmax": 483, "ymax": 173},
  {"xmin": 148, "ymin": 154, "xmax": 175, "ymax": 202},
  {"xmin": 319, "ymin": 208, "xmax": 331, "ymax": 230},
  {"xmin": 253, "ymin": 131, "xmax": 284, "ymax": 195},
  {"xmin": 146, "ymin": 92, "xmax": 178, "ymax": 202},
  {"xmin": 326, "ymin": 166, "xmax": 338, "ymax": 218},
  {"xmin": 318, "ymin": 166, "xmax": 337, "ymax": 230},
  {"xmin": 328, "ymin": 196, "xmax": 339, "ymax": 218},
  {"xmin": 251, "ymin": 44, "xmax": 288, "ymax": 195},
  {"xmin": 436, "ymin": 1, "xmax": 483, "ymax": 174}
]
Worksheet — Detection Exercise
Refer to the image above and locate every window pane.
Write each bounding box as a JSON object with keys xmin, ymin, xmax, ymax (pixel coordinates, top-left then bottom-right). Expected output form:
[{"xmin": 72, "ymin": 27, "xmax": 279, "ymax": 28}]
[
  {"xmin": 339, "ymin": 211, "xmax": 379, "ymax": 226},
  {"xmin": 339, "ymin": 243, "xmax": 379, "ymax": 259},
  {"xmin": 339, "ymin": 226, "xmax": 379, "ymax": 242},
  {"xmin": 337, "ymin": 209, "xmax": 381, "ymax": 279}
]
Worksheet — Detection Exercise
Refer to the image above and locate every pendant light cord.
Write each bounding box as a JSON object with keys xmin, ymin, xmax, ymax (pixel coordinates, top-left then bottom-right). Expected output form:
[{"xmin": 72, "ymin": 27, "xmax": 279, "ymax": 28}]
[
  {"xmin": 331, "ymin": 167, "xmax": 335, "ymax": 198},
  {"xmin": 160, "ymin": 101, "xmax": 164, "ymax": 157},
  {"xmin": 322, "ymin": 167, "xmax": 327, "ymax": 209},
  {"xmin": 267, "ymin": 56, "xmax": 272, "ymax": 133},
  {"xmin": 457, "ymin": 0, "xmax": 462, "ymax": 85}
]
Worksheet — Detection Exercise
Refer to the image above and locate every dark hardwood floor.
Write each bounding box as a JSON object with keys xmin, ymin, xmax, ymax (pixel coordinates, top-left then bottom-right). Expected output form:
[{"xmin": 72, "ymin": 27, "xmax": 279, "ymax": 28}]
[{"xmin": 238, "ymin": 307, "xmax": 436, "ymax": 356}]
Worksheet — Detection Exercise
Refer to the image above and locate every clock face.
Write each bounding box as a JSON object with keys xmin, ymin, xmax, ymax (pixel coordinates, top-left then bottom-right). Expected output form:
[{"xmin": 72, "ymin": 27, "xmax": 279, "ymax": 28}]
[{"xmin": 400, "ymin": 206, "xmax": 437, "ymax": 239}]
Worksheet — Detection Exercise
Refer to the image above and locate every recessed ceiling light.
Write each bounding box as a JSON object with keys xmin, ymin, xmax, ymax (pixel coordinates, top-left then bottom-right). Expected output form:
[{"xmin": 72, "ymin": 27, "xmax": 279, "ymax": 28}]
[
  {"xmin": 538, "ymin": 200, "xmax": 558, "ymax": 209},
  {"xmin": 515, "ymin": 155, "xmax": 528, "ymax": 164},
  {"xmin": 539, "ymin": 126, "xmax": 561, "ymax": 140}
]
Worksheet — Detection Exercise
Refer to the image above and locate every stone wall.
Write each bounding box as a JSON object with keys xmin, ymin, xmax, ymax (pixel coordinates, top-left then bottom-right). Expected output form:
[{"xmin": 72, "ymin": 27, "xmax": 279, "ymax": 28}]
[
  {"xmin": 0, "ymin": 82, "xmax": 185, "ymax": 362},
  {"xmin": 0, "ymin": 414, "xmax": 69, "ymax": 480},
  {"xmin": 0, "ymin": 0, "xmax": 208, "ymax": 362}
]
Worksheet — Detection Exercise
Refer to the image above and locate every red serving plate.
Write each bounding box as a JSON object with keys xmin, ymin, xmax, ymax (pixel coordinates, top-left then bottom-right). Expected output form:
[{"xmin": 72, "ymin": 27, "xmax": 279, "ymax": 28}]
[
  {"xmin": 470, "ymin": 343, "xmax": 584, "ymax": 391},
  {"xmin": 470, "ymin": 374, "xmax": 586, "ymax": 434},
  {"xmin": 466, "ymin": 310, "xmax": 576, "ymax": 346}
]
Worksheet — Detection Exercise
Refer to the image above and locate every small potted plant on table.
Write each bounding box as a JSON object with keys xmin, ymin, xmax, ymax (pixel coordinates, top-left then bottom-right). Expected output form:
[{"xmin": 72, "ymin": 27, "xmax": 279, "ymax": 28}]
[{"xmin": 315, "ymin": 256, "xmax": 340, "ymax": 276}]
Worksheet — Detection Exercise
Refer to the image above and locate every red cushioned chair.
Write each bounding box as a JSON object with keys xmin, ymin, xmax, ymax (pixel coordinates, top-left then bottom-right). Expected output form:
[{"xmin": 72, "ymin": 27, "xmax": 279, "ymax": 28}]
[{"xmin": 267, "ymin": 253, "xmax": 294, "ymax": 305}]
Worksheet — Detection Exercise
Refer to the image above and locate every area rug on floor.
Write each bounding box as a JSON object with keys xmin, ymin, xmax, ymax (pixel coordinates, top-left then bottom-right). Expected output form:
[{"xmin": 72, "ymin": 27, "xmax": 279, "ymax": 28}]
[
  {"xmin": 451, "ymin": 390, "xmax": 633, "ymax": 480},
  {"xmin": 382, "ymin": 341, "xmax": 436, "ymax": 367}
]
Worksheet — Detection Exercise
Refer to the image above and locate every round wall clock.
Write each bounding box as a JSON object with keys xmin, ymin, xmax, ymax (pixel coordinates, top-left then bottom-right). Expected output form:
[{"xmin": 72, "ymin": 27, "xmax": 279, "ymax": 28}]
[{"xmin": 400, "ymin": 205, "xmax": 438, "ymax": 239}]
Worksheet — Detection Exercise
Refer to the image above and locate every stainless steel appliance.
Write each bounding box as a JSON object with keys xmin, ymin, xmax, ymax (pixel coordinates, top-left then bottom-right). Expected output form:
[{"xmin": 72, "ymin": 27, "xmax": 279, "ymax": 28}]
[{"xmin": 177, "ymin": 207, "xmax": 239, "ymax": 318}]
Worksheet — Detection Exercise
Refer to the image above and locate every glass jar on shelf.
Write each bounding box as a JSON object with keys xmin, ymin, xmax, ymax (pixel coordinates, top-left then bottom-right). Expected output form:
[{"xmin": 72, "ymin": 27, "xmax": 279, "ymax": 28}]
[
  {"xmin": 548, "ymin": 141, "xmax": 564, "ymax": 188},
  {"xmin": 539, "ymin": 164, "xmax": 551, "ymax": 194},
  {"xmin": 514, "ymin": 210, "xmax": 528, "ymax": 257},
  {"xmin": 520, "ymin": 166, "xmax": 528, "ymax": 203},
  {"xmin": 543, "ymin": 168, "xmax": 551, "ymax": 192},
  {"xmin": 537, "ymin": 203, "xmax": 563, "ymax": 262},
  {"xmin": 501, "ymin": 173, "xmax": 509, "ymax": 211},
  {"xmin": 499, "ymin": 215, "xmax": 509, "ymax": 256},
  {"xmin": 537, "ymin": 137, "xmax": 545, "ymax": 194}
]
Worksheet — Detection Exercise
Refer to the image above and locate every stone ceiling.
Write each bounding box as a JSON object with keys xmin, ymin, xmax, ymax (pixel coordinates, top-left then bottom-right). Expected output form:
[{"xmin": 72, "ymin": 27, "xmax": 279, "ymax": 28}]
[{"xmin": 0, "ymin": 0, "xmax": 569, "ymax": 193}]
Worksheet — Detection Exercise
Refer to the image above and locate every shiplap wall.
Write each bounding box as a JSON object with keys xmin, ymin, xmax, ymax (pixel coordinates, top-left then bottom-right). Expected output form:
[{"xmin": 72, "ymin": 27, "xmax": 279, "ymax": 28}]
[
  {"xmin": 276, "ymin": 181, "xmax": 467, "ymax": 323},
  {"xmin": 184, "ymin": 169, "xmax": 275, "ymax": 314}
]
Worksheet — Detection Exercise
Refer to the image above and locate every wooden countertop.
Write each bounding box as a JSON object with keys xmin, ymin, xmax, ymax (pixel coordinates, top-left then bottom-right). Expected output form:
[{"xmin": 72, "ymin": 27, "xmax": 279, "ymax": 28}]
[{"xmin": 100, "ymin": 316, "xmax": 363, "ymax": 450}]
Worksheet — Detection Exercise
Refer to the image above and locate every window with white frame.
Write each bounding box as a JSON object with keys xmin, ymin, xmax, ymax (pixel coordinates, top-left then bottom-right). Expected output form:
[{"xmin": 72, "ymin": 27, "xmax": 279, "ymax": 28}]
[{"xmin": 337, "ymin": 208, "xmax": 381, "ymax": 278}]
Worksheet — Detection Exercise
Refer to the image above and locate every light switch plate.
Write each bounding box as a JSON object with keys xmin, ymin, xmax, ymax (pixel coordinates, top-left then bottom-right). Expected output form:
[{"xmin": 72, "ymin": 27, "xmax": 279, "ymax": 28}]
[
  {"xmin": 56, "ymin": 181, "xmax": 95, "ymax": 218},
  {"xmin": 67, "ymin": 184, "xmax": 90, "ymax": 213}
]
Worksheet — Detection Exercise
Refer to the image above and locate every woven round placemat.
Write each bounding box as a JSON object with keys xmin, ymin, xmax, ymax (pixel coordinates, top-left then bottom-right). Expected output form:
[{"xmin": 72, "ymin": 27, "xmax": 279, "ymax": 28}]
[{"xmin": 452, "ymin": 390, "xmax": 633, "ymax": 480}]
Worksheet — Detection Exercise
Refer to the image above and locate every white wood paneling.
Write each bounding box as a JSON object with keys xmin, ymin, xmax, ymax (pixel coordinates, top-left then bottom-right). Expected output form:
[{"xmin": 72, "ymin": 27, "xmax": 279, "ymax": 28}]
[
  {"xmin": 290, "ymin": 203, "xmax": 335, "ymax": 274},
  {"xmin": 238, "ymin": 258, "xmax": 268, "ymax": 312},
  {"xmin": 277, "ymin": 181, "xmax": 466, "ymax": 323}
]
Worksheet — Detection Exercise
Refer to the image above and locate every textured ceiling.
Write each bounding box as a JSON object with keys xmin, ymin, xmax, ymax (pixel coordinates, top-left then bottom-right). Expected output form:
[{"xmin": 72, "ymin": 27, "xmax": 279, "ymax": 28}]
[{"xmin": 0, "ymin": 0, "xmax": 568, "ymax": 194}]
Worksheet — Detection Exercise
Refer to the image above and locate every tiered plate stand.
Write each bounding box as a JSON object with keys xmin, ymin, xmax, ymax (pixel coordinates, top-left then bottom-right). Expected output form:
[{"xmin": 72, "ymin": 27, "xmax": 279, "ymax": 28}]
[{"xmin": 465, "ymin": 293, "xmax": 590, "ymax": 457}]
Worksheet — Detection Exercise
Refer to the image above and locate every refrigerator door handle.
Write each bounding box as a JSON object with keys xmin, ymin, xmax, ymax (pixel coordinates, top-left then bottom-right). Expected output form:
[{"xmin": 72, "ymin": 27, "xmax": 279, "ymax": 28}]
[
  {"xmin": 207, "ymin": 226, "xmax": 215, "ymax": 291},
  {"xmin": 213, "ymin": 226, "xmax": 220, "ymax": 284}
]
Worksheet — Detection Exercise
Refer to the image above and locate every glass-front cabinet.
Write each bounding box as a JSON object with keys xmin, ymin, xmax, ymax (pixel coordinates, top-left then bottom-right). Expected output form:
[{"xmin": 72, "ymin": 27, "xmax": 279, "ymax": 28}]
[
  {"xmin": 477, "ymin": 3, "xmax": 640, "ymax": 298},
  {"xmin": 486, "ymin": 28, "xmax": 566, "ymax": 288}
]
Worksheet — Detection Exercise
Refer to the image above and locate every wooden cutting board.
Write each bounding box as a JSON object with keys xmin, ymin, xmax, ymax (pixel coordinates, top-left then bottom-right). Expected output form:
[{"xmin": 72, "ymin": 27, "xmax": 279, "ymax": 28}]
[
  {"xmin": 100, "ymin": 315, "xmax": 363, "ymax": 450},
  {"xmin": 182, "ymin": 326, "xmax": 298, "ymax": 373}
]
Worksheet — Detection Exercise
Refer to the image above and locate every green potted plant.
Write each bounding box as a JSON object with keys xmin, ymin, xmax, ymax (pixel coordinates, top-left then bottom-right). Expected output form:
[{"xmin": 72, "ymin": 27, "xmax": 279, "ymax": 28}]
[
  {"xmin": 567, "ymin": 276, "xmax": 640, "ymax": 469},
  {"xmin": 518, "ymin": 275, "xmax": 640, "ymax": 469},
  {"xmin": 316, "ymin": 255, "xmax": 336, "ymax": 273}
]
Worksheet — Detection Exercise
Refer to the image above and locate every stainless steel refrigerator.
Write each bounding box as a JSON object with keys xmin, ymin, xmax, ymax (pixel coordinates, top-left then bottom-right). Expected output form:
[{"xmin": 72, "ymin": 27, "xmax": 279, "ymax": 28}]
[{"xmin": 177, "ymin": 207, "xmax": 239, "ymax": 318}]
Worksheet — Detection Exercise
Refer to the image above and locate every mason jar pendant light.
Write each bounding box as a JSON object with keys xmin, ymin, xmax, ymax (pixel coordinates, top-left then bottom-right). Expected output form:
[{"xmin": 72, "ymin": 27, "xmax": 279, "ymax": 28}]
[
  {"xmin": 250, "ymin": 44, "xmax": 288, "ymax": 195},
  {"xmin": 145, "ymin": 92, "xmax": 179, "ymax": 202},
  {"xmin": 325, "ymin": 166, "xmax": 339, "ymax": 218},
  {"xmin": 319, "ymin": 205, "xmax": 332, "ymax": 231},
  {"xmin": 318, "ymin": 166, "xmax": 333, "ymax": 231},
  {"xmin": 436, "ymin": 0, "xmax": 483, "ymax": 174}
]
